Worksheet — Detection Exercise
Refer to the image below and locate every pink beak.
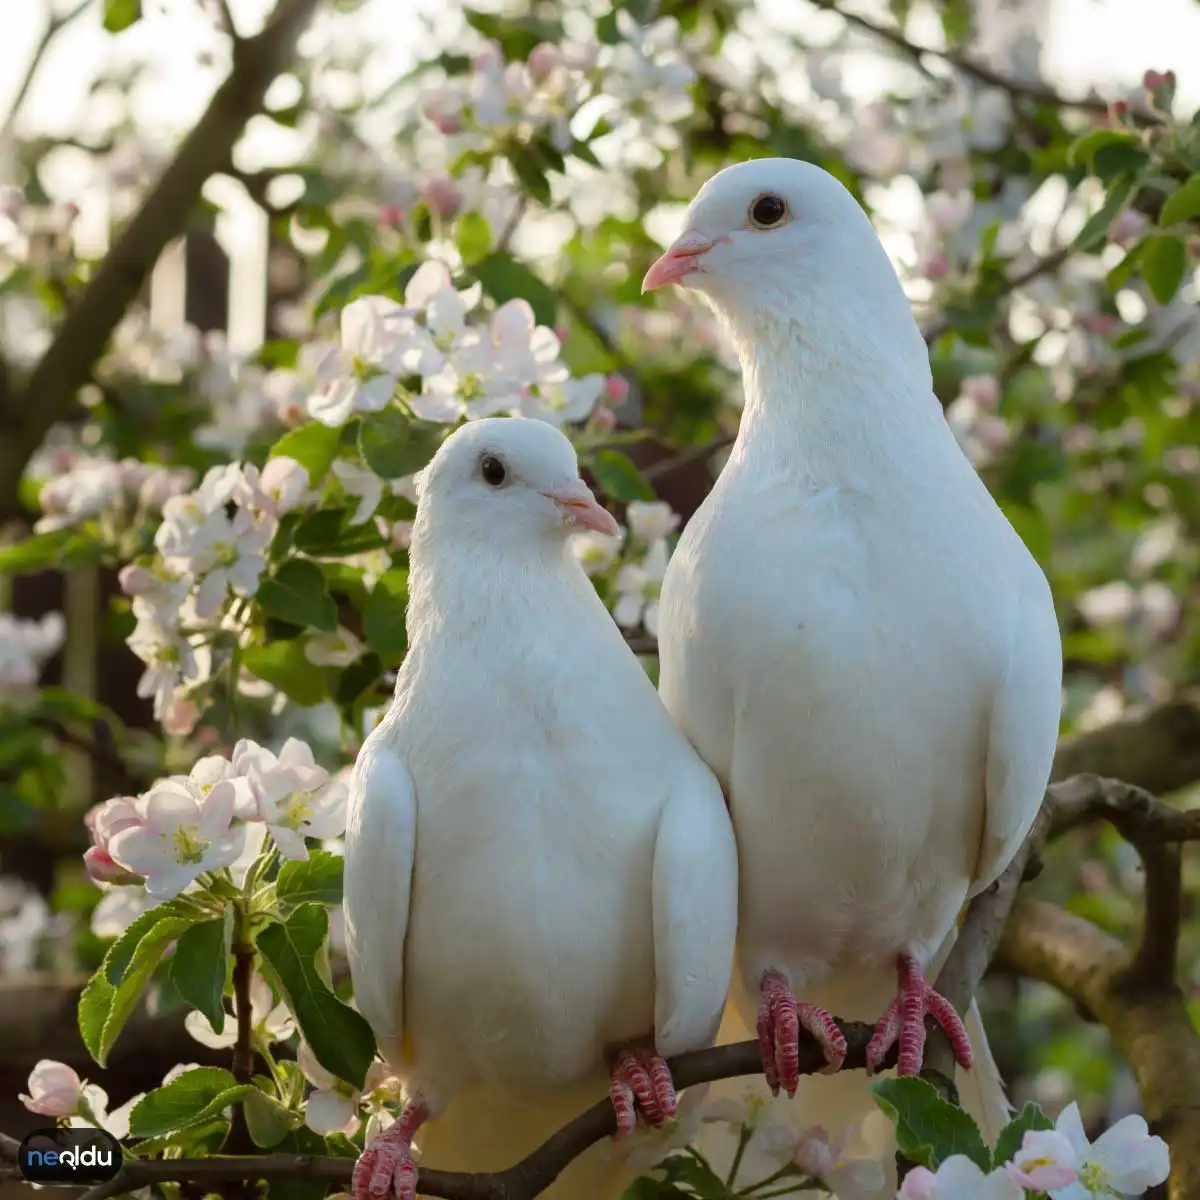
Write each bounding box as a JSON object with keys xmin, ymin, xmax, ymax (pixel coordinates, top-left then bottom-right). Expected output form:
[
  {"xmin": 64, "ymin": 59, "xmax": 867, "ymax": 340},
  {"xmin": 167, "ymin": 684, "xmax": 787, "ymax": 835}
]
[
  {"xmin": 544, "ymin": 479, "xmax": 620, "ymax": 537},
  {"xmin": 641, "ymin": 231, "xmax": 715, "ymax": 292}
]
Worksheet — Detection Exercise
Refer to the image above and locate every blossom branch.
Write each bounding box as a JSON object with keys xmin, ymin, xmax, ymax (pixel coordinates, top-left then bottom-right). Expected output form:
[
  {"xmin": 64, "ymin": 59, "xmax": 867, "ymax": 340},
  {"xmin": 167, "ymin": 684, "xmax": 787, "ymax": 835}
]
[
  {"xmin": 0, "ymin": 0, "xmax": 324, "ymax": 521},
  {"xmin": 995, "ymin": 772, "xmax": 1200, "ymax": 1199},
  {"xmin": 222, "ymin": 910, "xmax": 258, "ymax": 1165},
  {"xmin": 811, "ymin": 0, "xmax": 1158, "ymax": 126}
]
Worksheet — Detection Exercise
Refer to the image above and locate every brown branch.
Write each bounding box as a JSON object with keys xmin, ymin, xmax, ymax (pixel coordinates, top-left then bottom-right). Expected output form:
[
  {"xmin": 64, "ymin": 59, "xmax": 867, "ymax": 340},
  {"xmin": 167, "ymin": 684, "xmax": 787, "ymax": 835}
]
[
  {"xmin": 1051, "ymin": 695, "xmax": 1200, "ymax": 797},
  {"xmin": 221, "ymin": 913, "xmax": 258, "ymax": 1175},
  {"xmin": 1047, "ymin": 774, "xmax": 1188, "ymax": 984},
  {"xmin": 1000, "ymin": 900, "xmax": 1200, "ymax": 1200},
  {"xmin": 0, "ymin": 0, "xmax": 323, "ymax": 520},
  {"xmin": 810, "ymin": 0, "xmax": 1159, "ymax": 127}
]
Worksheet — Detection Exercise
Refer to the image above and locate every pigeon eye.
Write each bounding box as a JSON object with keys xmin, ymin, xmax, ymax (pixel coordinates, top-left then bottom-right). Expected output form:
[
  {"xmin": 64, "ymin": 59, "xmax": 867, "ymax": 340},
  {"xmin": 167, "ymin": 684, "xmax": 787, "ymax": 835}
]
[
  {"xmin": 749, "ymin": 194, "xmax": 788, "ymax": 229},
  {"xmin": 479, "ymin": 454, "xmax": 508, "ymax": 487}
]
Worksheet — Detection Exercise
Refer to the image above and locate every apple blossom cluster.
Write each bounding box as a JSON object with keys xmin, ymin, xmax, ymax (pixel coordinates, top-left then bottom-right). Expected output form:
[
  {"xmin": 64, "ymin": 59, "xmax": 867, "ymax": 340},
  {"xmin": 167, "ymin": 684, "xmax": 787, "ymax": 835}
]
[
  {"xmin": 20, "ymin": 1046, "xmax": 408, "ymax": 1151},
  {"xmin": 0, "ymin": 611, "xmax": 65, "ymax": 693},
  {"xmin": 118, "ymin": 457, "xmax": 313, "ymax": 727},
  {"xmin": 27, "ymin": 442, "xmax": 195, "ymax": 537},
  {"xmin": 82, "ymin": 736, "xmax": 347, "ymax": 899},
  {"xmin": 418, "ymin": 13, "xmax": 696, "ymax": 166},
  {"xmin": 698, "ymin": 1096, "xmax": 1169, "ymax": 1200},
  {"xmin": 897, "ymin": 1103, "xmax": 1168, "ymax": 1200},
  {"xmin": 307, "ymin": 264, "xmax": 604, "ymax": 429},
  {"xmin": 571, "ymin": 500, "xmax": 679, "ymax": 637}
]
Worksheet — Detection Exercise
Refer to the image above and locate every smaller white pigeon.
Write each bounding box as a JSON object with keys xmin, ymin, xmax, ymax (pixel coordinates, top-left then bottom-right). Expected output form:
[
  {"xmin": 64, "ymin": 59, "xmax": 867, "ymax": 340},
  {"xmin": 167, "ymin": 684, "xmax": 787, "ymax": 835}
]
[{"xmin": 342, "ymin": 417, "xmax": 739, "ymax": 1200}]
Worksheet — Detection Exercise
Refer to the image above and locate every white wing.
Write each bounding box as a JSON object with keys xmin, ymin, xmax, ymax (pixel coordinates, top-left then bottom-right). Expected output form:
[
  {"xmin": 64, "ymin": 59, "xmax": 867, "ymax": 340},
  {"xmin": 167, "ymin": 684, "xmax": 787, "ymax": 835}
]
[
  {"xmin": 342, "ymin": 737, "xmax": 417, "ymax": 1067},
  {"xmin": 972, "ymin": 575, "xmax": 1063, "ymax": 896},
  {"xmin": 651, "ymin": 770, "xmax": 739, "ymax": 1058}
]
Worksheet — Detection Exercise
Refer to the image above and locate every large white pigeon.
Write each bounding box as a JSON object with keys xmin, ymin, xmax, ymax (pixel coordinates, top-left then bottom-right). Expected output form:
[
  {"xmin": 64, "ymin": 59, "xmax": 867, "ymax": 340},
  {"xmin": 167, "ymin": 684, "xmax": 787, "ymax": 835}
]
[
  {"xmin": 342, "ymin": 417, "xmax": 739, "ymax": 1200},
  {"xmin": 643, "ymin": 159, "xmax": 1062, "ymax": 1186}
]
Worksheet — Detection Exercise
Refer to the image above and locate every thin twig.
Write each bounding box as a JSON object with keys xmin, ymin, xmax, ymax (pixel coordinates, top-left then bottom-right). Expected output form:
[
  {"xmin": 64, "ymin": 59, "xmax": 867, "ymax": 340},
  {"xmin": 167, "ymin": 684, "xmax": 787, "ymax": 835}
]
[
  {"xmin": 0, "ymin": 0, "xmax": 92, "ymax": 142},
  {"xmin": 30, "ymin": 717, "xmax": 149, "ymax": 794},
  {"xmin": 0, "ymin": 0, "xmax": 323, "ymax": 521},
  {"xmin": 72, "ymin": 1031, "xmax": 894, "ymax": 1200},
  {"xmin": 212, "ymin": 0, "xmax": 242, "ymax": 41},
  {"xmin": 810, "ymin": 0, "xmax": 1158, "ymax": 127},
  {"xmin": 922, "ymin": 245, "xmax": 1074, "ymax": 345}
]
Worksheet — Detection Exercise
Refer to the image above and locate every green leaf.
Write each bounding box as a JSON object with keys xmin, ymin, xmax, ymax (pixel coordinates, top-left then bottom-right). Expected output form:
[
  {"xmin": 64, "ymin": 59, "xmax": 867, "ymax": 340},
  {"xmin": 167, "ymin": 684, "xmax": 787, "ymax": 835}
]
[
  {"xmin": 270, "ymin": 422, "xmax": 344, "ymax": 487},
  {"xmin": 294, "ymin": 508, "xmax": 387, "ymax": 556},
  {"xmin": 129, "ymin": 1067, "xmax": 253, "ymax": 1139},
  {"xmin": 103, "ymin": 0, "xmax": 142, "ymax": 32},
  {"xmin": 242, "ymin": 639, "xmax": 330, "ymax": 706},
  {"xmin": 654, "ymin": 1153, "xmax": 732, "ymax": 1198},
  {"xmin": 244, "ymin": 1087, "xmax": 302, "ymax": 1149},
  {"xmin": 257, "ymin": 559, "xmax": 338, "ymax": 632},
  {"xmin": 276, "ymin": 850, "xmax": 344, "ymax": 909},
  {"xmin": 1073, "ymin": 174, "xmax": 1140, "ymax": 252},
  {"xmin": 1140, "ymin": 234, "xmax": 1187, "ymax": 304},
  {"xmin": 590, "ymin": 450, "xmax": 655, "ymax": 502},
  {"xmin": 869, "ymin": 1076, "xmax": 990, "ymax": 1171},
  {"xmin": 336, "ymin": 651, "xmax": 383, "ymax": 706},
  {"xmin": 362, "ymin": 570, "xmax": 410, "ymax": 660},
  {"xmin": 79, "ymin": 902, "xmax": 197, "ymax": 1065},
  {"xmin": 1068, "ymin": 128, "xmax": 1141, "ymax": 168},
  {"xmin": 168, "ymin": 910, "xmax": 233, "ymax": 1035},
  {"xmin": 1092, "ymin": 141, "xmax": 1150, "ymax": 183},
  {"xmin": 991, "ymin": 1102, "xmax": 1054, "ymax": 1169},
  {"xmin": 456, "ymin": 211, "xmax": 492, "ymax": 263},
  {"xmin": 472, "ymin": 253, "xmax": 557, "ymax": 327},
  {"xmin": 257, "ymin": 905, "xmax": 376, "ymax": 1088},
  {"xmin": 0, "ymin": 530, "xmax": 102, "ymax": 574},
  {"xmin": 358, "ymin": 408, "xmax": 445, "ymax": 479},
  {"xmin": 1160, "ymin": 176, "xmax": 1200, "ymax": 226}
]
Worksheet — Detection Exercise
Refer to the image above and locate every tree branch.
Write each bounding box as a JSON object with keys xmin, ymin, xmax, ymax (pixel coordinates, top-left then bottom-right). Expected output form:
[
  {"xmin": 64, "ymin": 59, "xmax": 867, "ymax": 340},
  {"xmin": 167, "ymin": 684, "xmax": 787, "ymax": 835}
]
[
  {"xmin": 1051, "ymin": 695, "xmax": 1200, "ymax": 797},
  {"xmin": 1000, "ymin": 900, "xmax": 1200, "ymax": 1199},
  {"xmin": 810, "ymin": 0, "xmax": 1159, "ymax": 126},
  {"xmin": 0, "ymin": 0, "xmax": 323, "ymax": 519},
  {"xmin": 0, "ymin": 0, "xmax": 92, "ymax": 143},
  {"xmin": 922, "ymin": 246, "xmax": 1074, "ymax": 345}
]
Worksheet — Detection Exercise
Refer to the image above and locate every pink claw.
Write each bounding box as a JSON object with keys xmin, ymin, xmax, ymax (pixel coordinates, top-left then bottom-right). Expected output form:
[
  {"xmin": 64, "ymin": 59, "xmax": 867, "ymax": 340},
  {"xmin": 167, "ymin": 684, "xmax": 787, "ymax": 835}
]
[
  {"xmin": 866, "ymin": 953, "xmax": 974, "ymax": 1076},
  {"xmin": 609, "ymin": 1047, "xmax": 678, "ymax": 1136},
  {"xmin": 352, "ymin": 1100, "xmax": 427, "ymax": 1200},
  {"xmin": 757, "ymin": 970, "xmax": 846, "ymax": 1096}
]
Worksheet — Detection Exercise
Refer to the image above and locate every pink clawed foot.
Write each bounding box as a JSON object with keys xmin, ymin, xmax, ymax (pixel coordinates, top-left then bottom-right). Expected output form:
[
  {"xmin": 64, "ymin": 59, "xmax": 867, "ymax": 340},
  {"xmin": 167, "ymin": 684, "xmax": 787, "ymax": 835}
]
[
  {"xmin": 866, "ymin": 953, "xmax": 974, "ymax": 1077},
  {"xmin": 352, "ymin": 1099, "xmax": 427, "ymax": 1200},
  {"xmin": 757, "ymin": 970, "xmax": 847, "ymax": 1097},
  {"xmin": 609, "ymin": 1047, "xmax": 678, "ymax": 1136}
]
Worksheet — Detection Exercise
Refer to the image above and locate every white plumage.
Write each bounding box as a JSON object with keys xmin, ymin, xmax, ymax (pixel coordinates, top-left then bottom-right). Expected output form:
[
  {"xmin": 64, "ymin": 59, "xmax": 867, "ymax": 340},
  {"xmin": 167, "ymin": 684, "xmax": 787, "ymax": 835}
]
[
  {"xmin": 342, "ymin": 417, "xmax": 739, "ymax": 1199},
  {"xmin": 644, "ymin": 159, "xmax": 1063, "ymax": 1193}
]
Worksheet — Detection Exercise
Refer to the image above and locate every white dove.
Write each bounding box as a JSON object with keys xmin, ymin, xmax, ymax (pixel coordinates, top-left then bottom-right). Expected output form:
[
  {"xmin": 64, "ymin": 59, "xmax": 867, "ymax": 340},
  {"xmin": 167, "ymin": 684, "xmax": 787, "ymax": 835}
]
[
  {"xmin": 342, "ymin": 417, "xmax": 739, "ymax": 1200},
  {"xmin": 643, "ymin": 159, "xmax": 1062, "ymax": 1176}
]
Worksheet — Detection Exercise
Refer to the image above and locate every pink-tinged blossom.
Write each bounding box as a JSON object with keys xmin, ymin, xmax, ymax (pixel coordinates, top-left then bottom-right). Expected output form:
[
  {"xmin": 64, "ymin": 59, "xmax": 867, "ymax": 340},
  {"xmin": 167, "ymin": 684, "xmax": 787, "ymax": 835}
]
[
  {"xmin": 898, "ymin": 1156, "xmax": 1023, "ymax": 1199},
  {"xmin": 20, "ymin": 1061, "xmax": 83, "ymax": 1117},
  {"xmin": 756, "ymin": 1124, "xmax": 883, "ymax": 1200},
  {"xmin": 1040, "ymin": 1101, "xmax": 1169, "ymax": 1199},
  {"xmin": 107, "ymin": 779, "xmax": 244, "ymax": 899},
  {"xmin": 231, "ymin": 738, "xmax": 348, "ymax": 859}
]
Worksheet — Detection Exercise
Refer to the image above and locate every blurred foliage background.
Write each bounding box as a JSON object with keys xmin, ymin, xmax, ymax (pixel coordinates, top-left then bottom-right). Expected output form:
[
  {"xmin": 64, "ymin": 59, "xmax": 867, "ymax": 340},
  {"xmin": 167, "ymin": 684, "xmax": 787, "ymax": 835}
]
[{"xmin": 0, "ymin": 0, "xmax": 1197, "ymax": 1178}]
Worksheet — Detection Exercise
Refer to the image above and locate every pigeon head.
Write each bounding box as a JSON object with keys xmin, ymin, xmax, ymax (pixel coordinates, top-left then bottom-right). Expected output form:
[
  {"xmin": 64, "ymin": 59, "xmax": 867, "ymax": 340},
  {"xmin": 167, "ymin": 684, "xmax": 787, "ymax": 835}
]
[
  {"xmin": 641, "ymin": 158, "xmax": 922, "ymax": 361},
  {"xmin": 414, "ymin": 417, "xmax": 619, "ymax": 547}
]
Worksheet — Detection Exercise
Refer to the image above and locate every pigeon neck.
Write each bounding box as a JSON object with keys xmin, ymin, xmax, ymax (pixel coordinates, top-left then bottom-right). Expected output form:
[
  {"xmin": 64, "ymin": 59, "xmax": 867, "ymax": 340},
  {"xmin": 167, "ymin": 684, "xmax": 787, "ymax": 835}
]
[
  {"xmin": 728, "ymin": 325, "xmax": 943, "ymax": 492},
  {"xmin": 407, "ymin": 531, "xmax": 588, "ymax": 646}
]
